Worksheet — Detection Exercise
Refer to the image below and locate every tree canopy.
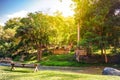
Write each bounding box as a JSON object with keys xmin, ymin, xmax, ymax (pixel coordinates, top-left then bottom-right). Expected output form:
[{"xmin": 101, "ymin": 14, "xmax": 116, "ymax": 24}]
[
  {"xmin": 0, "ymin": 0, "xmax": 119, "ymax": 62},
  {"xmin": 72, "ymin": 0, "xmax": 120, "ymax": 63}
]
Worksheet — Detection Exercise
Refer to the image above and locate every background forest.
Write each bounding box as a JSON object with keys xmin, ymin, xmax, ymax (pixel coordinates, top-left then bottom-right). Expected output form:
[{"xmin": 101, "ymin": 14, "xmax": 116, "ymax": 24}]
[{"xmin": 0, "ymin": 0, "xmax": 120, "ymax": 64}]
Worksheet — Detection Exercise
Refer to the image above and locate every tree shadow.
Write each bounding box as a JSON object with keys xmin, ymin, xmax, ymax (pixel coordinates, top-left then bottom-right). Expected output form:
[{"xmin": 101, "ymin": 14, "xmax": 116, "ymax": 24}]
[{"xmin": 3, "ymin": 68, "xmax": 33, "ymax": 73}]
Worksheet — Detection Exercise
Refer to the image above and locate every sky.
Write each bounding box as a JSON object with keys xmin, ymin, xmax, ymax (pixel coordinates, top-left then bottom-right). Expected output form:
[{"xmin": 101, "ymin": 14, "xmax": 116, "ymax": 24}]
[{"xmin": 0, "ymin": 0, "xmax": 74, "ymax": 26}]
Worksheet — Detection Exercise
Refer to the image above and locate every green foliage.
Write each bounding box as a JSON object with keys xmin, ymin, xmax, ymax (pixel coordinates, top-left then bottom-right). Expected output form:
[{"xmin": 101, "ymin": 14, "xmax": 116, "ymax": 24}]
[
  {"xmin": 49, "ymin": 15, "xmax": 77, "ymax": 45},
  {"xmin": 0, "ymin": 0, "xmax": 120, "ymax": 63},
  {"xmin": 0, "ymin": 10, "xmax": 77, "ymax": 61},
  {"xmin": 13, "ymin": 55, "xmax": 21, "ymax": 61},
  {"xmin": 4, "ymin": 18, "xmax": 21, "ymax": 29},
  {"xmin": 111, "ymin": 48, "xmax": 120, "ymax": 54},
  {"xmin": 73, "ymin": 0, "xmax": 120, "ymax": 56},
  {"xmin": 78, "ymin": 39, "xmax": 88, "ymax": 47},
  {"xmin": 42, "ymin": 49, "xmax": 52, "ymax": 56}
]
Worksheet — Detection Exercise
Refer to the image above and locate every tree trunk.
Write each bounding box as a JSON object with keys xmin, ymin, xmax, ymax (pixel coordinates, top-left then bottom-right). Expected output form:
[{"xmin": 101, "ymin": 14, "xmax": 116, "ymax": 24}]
[
  {"xmin": 37, "ymin": 48, "xmax": 40, "ymax": 61},
  {"xmin": 101, "ymin": 47, "xmax": 104, "ymax": 56},
  {"xmin": 99, "ymin": 37, "xmax": 104, "ymax": 56},
  {"xmin": 100, "ymin": 41, "xmax": 104, "ymax": 57},
  {"xmin": 100, "ymin": 43, "xmax": 105, "ymax": 62},
  {"xmin": 77, "ymin": 22, "xmax": 80, "ymax": 43},
  {"xmin": 86, "ymin": 44, "xmax": 91, "ymax": 57},
  {"xmin": 113, "ymin": 39, "xmax": 117, "ymax": 53},
  {"xmin": 37, "ymin": 46, "xmax": 42, "ymax": 61},
  {"xmin": 103, "ymin": 47, "xmax": 108, "ymax": 63}
]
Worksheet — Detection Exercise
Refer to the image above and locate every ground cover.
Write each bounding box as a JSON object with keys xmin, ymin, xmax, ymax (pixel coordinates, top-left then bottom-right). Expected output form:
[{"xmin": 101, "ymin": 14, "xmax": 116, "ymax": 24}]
[{"xmin": 0, "ymin": 66, "xmax": 120, "ymax": 80}]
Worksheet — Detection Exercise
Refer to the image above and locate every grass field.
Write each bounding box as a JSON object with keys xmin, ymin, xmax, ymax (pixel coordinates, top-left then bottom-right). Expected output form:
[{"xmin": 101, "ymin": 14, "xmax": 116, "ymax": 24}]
[{"xmin": 0, "ymin": 66, "xmax": 120, "ymax": 80}]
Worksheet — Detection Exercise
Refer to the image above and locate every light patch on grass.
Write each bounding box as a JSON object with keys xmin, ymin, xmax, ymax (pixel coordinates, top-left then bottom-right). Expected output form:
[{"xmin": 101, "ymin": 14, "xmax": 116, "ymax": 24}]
[{"xmin": 94, "ymin": 49, "xmax": 112, "ymax": 54}]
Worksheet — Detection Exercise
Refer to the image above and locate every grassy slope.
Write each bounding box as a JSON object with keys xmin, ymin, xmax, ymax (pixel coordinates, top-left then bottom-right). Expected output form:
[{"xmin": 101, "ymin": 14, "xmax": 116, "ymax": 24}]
[
  {"xmin": 40, "ymin": 54, "xmax": 114, "ymax": 67},
  {"xmin": 40, "ymin": 54, "xmax": 92, "ymax": 66},
  {"xmin": 0, "ymin": 66, "xmax": 120, "ymax": 80}
]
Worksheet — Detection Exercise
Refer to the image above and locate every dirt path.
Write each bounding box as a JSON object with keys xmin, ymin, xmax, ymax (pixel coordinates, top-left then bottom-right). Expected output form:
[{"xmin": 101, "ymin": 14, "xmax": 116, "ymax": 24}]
[{"xmin": 39, "ymin": 66, "xmax": 105, "ymax": 75}]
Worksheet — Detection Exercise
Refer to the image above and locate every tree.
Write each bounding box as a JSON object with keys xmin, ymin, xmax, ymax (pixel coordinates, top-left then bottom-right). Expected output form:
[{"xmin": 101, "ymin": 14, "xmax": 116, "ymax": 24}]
[
  {"xmin": 4, "ymin": 18, "xmax": 21, "ymax": 30},
  {"xmin": 104, "ymin": 0, "xmax": 120, "ymax": 53},
  {"xmin": 48, "ymin": 12, "xmax": 77, "ymax": 47},
  {"xmin": 1, "ymin": 18, "xmax": 22, "ymax": 56},
  {"xmin": 0, "ymin": 29, "xmax": 15, "ymax": 57},
  {"xmin": 72, "ymin": 0, "xmax": 120, "ymax": 63},
  {"xmin": 16, "ymin": 12, "xmax": 55, "ymax": 61}
]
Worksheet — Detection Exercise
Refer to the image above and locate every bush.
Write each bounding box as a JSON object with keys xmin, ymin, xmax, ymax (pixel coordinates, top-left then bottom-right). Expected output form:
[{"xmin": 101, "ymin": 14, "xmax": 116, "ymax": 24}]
[
  {"xmin": 0, "ymin": 52, "xmax": 5, "ymax": 58},
  {"xmin": 13, "ymin": 55, "xmax": 21, "ymax": 61},
  {"xmin": 42, "ymin": 49, "xmax": 52, "ymax": 56}
]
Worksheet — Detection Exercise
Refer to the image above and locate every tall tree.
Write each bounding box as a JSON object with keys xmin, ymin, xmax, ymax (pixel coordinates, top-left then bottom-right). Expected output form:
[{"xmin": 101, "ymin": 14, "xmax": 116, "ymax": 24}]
[
  {"xmin": 72, "ymin": 0, "xmax": 120, "ymax": 63},
  {"xmin": 104, "ymin": 0, "xmax": 120, "ymax": 53},
  {"xmin": 48, "ymin": 12, "xmax": 77, "ymax": 47},
  {"xmin": 16, "ymin": 12, "xmax": 54, "ymax": 61}
]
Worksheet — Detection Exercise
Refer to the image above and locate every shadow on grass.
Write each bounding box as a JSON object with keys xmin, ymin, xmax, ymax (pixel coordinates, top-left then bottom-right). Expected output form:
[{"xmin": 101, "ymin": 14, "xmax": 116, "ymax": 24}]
[{"xmin": 3, "ymin": 68, "xmax": 33, "ymax": 73}]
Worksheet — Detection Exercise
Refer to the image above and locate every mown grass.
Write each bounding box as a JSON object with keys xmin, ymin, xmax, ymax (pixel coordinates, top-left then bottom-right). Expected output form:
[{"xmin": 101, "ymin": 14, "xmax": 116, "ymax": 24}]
[{"xmin": 0, "ymin": 66, "xmax": 120, "ymax": 80}]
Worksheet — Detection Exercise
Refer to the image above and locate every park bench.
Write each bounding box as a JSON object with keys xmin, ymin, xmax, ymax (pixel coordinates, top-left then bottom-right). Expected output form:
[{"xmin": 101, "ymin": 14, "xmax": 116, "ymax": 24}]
[
  {"xmin": 75, "ymin": 49, "xmax": 87, "ymax": 62},
  {"xmin": 11, "ymin": 63, "xmax": 39, "ymax": 72}
]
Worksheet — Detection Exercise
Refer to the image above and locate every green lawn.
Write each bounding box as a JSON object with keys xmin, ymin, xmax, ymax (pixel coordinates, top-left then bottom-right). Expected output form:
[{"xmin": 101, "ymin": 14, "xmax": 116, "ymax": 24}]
[
  {"xmin": 40, "ymin": 54, "xmax": 89, "ymax": 67},
  {"xmin": 40, "ymin": 54, "xmax": 114, "ymax": 67},
  {"xmin": 0, "ymin": 66, "xmax": 120, "ymax": 80}
]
